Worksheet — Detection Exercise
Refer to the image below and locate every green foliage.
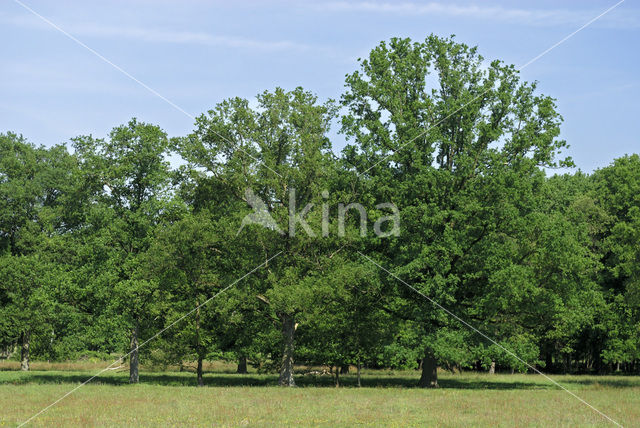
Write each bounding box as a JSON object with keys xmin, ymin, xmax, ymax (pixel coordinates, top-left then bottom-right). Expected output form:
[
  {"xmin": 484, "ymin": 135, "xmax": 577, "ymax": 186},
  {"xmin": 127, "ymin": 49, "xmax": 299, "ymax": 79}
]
[{"xmin": 0, "ymin": 36, "xmax": 639, "ymax": 382}]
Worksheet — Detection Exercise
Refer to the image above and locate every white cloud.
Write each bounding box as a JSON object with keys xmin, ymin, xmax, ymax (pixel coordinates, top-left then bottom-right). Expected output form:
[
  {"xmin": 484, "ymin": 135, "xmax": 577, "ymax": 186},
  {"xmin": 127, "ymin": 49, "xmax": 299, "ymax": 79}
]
[
  {"xmin": 67, "ymin": 24, "xmax": 310, "ymax": 51},
  {"xmin": 1, "ymin": 11, "xmax": 310, "ymax": 52},
  {"xmin": 318, "ymin": 1, "xmax": 640, "ymax": 29},
  {"xmin": 2, "ymin": 60, "xmax": 130, "ymax": 94}
]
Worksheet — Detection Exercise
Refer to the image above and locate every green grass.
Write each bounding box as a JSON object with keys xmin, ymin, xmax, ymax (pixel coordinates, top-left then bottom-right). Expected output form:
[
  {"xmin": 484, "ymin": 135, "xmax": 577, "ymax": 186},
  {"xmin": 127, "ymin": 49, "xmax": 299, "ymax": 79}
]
[{"xmin": 0, "ymin": 362, "xmax": 638, "ymax": 427}]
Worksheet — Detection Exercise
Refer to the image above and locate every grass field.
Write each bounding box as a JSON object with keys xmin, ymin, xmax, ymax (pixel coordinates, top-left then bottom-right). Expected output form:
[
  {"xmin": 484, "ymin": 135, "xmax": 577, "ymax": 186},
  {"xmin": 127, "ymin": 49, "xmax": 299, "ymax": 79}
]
[{"xmin": 0, "ymin": 361, "xmax": 637, "ymax": 427}]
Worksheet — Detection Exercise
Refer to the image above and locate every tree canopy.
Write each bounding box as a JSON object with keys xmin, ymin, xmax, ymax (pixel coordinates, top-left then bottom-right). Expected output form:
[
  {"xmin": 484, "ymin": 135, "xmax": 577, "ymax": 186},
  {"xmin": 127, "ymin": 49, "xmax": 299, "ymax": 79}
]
[{"xmin": 1, "ymin": 35, "xmax": 638, "ymax": 387}]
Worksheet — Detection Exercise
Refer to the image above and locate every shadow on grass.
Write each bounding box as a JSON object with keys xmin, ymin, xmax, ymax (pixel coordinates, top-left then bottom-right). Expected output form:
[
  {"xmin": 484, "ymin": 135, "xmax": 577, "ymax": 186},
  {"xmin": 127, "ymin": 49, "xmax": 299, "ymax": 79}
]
[
  {"xmin": 3, "ymin": 368, "xmax": 640, "ymax": 390},
  {"xmin": 2, "ymin": 372, "xmax": 621, "ymax": 390}
]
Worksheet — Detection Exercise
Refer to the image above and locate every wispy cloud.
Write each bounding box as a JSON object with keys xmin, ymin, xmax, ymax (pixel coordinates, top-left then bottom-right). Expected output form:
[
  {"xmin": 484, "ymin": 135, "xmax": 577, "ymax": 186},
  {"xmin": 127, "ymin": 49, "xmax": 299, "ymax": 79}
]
[
  {"xmin": 2, "ymin": 59, "xmax": 131, "ymax": 93},
  {"xmin": 318, "ymin": 1, "xmax": 639, "ymax": 29},
  {"xmin": 1, "ymin": 11, "xmax": 310, "ymax": 51},
  {"xmin": 68, "ymin": 24, "xmax": 310, "ymax": 51}
]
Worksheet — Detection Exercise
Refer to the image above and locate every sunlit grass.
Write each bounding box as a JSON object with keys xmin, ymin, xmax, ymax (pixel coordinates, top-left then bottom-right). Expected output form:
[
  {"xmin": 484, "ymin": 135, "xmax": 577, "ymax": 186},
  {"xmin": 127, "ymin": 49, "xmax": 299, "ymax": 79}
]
[{"xmin": 0, "ymin": 363, "xmax": 637, "ymax": 427}]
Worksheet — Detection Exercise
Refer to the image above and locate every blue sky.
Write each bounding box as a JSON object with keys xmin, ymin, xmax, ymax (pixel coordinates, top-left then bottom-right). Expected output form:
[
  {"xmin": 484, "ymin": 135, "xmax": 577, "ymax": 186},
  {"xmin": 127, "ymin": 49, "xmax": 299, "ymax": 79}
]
[{"xmin": 1, "ymin": 0, "xmax": 638, "ymax": 172}]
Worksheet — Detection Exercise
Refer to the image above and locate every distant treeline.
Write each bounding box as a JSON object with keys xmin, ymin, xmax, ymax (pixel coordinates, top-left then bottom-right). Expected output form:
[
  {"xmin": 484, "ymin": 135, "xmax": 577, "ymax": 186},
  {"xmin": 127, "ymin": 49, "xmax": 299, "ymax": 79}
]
[{"xmin": 1, "ymin": 35, "xmax": 639, "ymax": 387}]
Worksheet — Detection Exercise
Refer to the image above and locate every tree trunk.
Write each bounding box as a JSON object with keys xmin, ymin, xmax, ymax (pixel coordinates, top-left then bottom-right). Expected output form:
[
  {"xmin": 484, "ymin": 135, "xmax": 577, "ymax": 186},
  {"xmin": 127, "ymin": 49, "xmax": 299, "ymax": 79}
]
[
  {"xmin": 278, "ymin": 313, "xmax": 296, "ymax": 387},
  {"xmin": 489, "ymin": 361, "xmax": 495, "ymax": 375},
  {"xmin": 418, "ymin": 349, "xmax": 438, "ymax": 388},
  {"xmin": 340, "ymin": 365, "xmax": 349, "ymax": 374},
  {"xmin": 237, "ymin": 355, "xmax": 248, "ymax": 374},
  {"xmin": 20, "ymin": 331, "xmax": 30, "ymax": 371},
  {"xmin": 195, "ymin": 301, "xmax": 204, "ymax": 387},
  {"xmin": 335, "ymin": 366, "xmax": 340, "ymax": 387},
  {"xmin": 197, "ymin": 354, "xmax": 204, "ymax": 387},
  {"xmin": 357, "ymin": 362, "xmax": 362, "ymax": 387},
  {"xmin": 129, "ymin": 324, "xmax": 139, "ymax": 384}
]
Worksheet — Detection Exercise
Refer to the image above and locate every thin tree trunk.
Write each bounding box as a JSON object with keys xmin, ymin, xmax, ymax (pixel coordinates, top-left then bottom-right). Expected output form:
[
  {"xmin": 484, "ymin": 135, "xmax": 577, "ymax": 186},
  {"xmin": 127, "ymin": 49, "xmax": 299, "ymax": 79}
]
[
  {"xmin": 278, "ymin": 313, "xmax": 296, "ymax": 387},
  {"xmin": 418, "ymin": 349, "xmax": 438, "ymax": 388},
  {"xmin": 20, "ymin": 331, "xmax": 30, "ymax": 371},
  {"xmin": 340, "ymin": 365, "xmax": 349, "ymax": 374},
  {"xmin": 489, "ymin": 361, "xmax": 495, "ymax": 375},
  {"xmin": 197, "ymin": 355, "xmax": 204, "ymax": 387},
  {"xmin": 129, "ymin": 324, "xmax": 139, "ymax": 384},
  {"xmin": 196, "ymin": 300, "xmax": 204, "ymax": 387},
  {"xmin": 237, "ymin": 355, "xmax": 248, "ymax": 374},
  {"xmin": 335, "ymin": 366, "xmax": 340, "ymax": 387},
  {"xmin": 357, "ymin": 361, "xmax": 362, "ymax": 387}
]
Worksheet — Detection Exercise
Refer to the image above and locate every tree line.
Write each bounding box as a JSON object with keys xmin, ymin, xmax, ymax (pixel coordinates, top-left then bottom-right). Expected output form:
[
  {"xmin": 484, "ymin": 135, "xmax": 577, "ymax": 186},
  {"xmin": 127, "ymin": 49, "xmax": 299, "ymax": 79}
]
[{"xmin": 1, "ymin": 35, "xmax": 639, "ymax": 387}]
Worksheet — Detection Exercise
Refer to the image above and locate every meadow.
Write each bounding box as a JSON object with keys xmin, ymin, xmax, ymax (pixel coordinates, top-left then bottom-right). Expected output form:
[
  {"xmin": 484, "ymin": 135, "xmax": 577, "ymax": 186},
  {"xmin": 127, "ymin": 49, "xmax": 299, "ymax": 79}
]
[{"xmin": 0, "ymin": 361, "xmax": 638, "ymax": 427}]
